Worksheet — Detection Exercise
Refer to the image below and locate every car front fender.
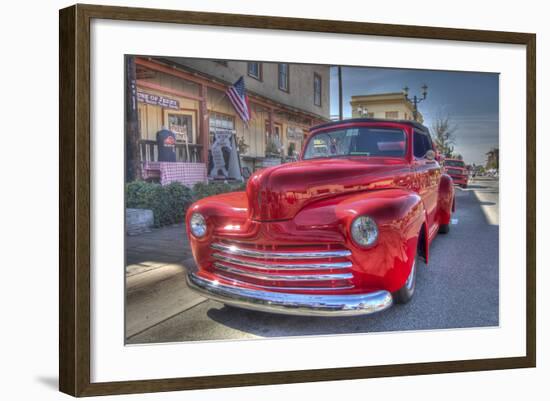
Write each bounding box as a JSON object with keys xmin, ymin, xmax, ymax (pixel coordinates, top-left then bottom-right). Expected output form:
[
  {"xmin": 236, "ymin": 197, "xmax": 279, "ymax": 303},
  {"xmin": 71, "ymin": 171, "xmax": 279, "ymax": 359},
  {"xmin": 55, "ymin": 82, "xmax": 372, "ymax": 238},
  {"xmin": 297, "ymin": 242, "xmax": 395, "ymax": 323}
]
[{"xmin": 294, "ymin": 189, "xmax": 426, "ymax": 292}]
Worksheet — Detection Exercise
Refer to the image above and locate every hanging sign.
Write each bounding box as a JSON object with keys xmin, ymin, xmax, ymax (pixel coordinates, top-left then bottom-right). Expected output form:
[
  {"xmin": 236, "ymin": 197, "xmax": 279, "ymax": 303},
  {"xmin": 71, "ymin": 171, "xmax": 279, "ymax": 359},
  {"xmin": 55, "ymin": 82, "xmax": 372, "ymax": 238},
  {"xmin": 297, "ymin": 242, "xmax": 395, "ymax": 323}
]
[
  {"xmin": 137, "ymin": 91, "xmax": 180, "ymax": 110},
  {"xmin": 287, "ymin": 126, "xmax": 304, "ymax": 140}
]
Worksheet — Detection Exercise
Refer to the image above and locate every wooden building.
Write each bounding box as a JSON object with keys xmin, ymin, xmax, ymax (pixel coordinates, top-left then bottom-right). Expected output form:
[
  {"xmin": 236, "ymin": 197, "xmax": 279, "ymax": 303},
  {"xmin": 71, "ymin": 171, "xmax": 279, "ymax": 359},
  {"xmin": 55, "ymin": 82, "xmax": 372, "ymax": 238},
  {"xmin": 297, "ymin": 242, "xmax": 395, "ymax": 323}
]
[{"xmin": 132, "ymin": 57, "xmax": 330, "ymax": 183}]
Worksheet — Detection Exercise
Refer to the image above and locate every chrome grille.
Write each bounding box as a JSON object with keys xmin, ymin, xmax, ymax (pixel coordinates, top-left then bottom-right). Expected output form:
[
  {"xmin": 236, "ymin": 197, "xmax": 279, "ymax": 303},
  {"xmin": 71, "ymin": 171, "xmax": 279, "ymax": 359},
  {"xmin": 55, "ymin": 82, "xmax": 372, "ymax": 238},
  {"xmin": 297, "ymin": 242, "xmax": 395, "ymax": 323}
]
[
  {"xmin": 211, "ymin": 242, "xmax": 351, "ymax": 259},
  {"xmin": 214, "ymin": 262, "xmax": 353, "ymax": 281},
  {"xmin": 209, "ymin": 241, "xmax": 354, "ymax": 291}
]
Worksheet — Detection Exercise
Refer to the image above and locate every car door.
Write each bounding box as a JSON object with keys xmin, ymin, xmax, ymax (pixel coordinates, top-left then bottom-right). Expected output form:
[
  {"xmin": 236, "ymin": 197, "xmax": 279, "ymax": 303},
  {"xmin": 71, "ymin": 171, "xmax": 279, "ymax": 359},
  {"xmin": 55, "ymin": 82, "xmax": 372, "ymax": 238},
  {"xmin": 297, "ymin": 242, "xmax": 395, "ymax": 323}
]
[{"xmin": 412, "ymin": 130, "xmax": 440, "ymax": 234}]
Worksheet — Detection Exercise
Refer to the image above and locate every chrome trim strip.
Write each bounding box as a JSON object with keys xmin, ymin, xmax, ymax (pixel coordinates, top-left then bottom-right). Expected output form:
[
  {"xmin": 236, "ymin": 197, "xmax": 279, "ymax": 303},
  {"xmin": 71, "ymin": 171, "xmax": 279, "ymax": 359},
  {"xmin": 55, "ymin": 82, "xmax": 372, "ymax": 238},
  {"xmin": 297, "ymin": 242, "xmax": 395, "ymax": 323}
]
[
  {"xmin": 212, "ymin": 253, "xmax": 352, "ymax": 271},
  {"xmin": 187, "ymin": 272, "xmax": 393, "ymax": 317},
  {"xmin": 211, "ymin": 242, "xmax": 352, "ymax": 259},
  {"xmin": 214, "ymin": 272, "xmax": 354, "ymax": 291},
  {"xmin": 214, "ymin": 262, "xmax": 353, "ymax": 282}
]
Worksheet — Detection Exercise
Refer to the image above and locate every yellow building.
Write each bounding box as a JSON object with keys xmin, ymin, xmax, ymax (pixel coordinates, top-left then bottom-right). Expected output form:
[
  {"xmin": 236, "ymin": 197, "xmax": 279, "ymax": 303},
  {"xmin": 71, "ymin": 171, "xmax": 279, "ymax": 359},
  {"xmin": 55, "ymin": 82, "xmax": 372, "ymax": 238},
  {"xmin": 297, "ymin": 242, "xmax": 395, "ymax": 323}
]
[{"xmin": 350, "ymin": 92, "xmax": 423, "ymax": 123}]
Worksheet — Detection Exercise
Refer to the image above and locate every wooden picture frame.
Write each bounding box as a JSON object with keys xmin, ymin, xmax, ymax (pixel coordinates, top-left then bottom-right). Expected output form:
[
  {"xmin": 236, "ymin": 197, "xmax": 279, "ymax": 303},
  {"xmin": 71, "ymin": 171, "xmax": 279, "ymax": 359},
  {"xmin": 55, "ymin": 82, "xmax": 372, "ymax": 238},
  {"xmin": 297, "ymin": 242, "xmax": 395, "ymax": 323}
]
[{"xmin": 59, "ymin": 3, "xmax": 536, "ymax": 397}]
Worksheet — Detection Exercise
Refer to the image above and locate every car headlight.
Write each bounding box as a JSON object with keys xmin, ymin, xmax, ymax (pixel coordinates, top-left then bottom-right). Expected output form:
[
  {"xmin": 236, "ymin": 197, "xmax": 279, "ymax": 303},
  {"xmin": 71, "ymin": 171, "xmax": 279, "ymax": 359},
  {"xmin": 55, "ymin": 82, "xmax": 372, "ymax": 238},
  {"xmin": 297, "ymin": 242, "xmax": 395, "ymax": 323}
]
[
  {"xmin": 350, "ymin": 215, "xmax": 378, "ymax": 247},
  {"xmin": 190, "ymin": 213, "xmax": 207, "ymax": 238}
]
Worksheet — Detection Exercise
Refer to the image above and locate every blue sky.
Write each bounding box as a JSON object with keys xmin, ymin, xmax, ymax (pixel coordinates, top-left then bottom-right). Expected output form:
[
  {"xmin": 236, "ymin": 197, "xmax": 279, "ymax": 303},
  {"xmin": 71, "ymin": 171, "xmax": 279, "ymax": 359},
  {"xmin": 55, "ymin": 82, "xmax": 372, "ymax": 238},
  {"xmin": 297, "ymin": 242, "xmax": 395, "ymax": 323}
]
[{"xmin": 329, "ymin": 66, "xmax": 499, "ymax": 166}]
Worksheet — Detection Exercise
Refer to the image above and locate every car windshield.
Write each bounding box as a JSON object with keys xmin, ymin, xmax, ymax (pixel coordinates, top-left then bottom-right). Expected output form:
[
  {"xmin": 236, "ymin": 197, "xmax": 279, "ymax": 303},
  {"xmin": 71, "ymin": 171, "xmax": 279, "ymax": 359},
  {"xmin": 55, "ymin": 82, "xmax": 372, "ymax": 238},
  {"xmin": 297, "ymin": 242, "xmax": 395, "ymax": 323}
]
[
  {"xmin": 303, "ymin": 127, "xmax": 406, "ymax": 160},
  {"xmin": 445, "ymin": 160, "xmax": 465, "ymax": 167}
]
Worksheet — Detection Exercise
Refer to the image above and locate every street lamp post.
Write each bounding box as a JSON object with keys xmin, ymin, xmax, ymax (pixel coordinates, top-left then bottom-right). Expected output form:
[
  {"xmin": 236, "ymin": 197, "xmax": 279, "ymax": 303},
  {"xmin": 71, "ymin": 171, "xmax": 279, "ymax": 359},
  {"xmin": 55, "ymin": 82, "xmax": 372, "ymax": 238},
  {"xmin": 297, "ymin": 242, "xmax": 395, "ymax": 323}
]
[{"xmin": 403, "ymin": 84, "xmax": 428, "ymax": 121}]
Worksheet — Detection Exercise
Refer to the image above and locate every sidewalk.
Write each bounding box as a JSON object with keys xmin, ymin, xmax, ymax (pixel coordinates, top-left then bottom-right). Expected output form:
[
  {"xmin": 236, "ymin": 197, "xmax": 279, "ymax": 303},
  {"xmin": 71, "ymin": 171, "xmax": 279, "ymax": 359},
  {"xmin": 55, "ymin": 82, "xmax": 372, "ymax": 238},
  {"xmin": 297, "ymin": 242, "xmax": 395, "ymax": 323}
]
[
  {"xmin": 126, "ymin": 223, "xmax": 191, "ymax": 275},
  {"xmin": 125, "ymin": 224, "xmax": 206, "ymax": 340}
]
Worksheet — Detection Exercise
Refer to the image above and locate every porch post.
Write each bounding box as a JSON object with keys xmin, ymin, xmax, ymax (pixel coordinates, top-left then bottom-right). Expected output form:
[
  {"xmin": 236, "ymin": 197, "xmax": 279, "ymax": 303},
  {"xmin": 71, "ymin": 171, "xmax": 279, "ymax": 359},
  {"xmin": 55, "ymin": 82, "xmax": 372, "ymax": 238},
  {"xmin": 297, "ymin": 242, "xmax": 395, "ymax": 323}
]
[
  {"xmin": 268, "ymin": 107, "xmax": 274, "ymax": 146},
  {"xmin": 200, "ymin": 84, "xmax": 209, "ymax": 166}
]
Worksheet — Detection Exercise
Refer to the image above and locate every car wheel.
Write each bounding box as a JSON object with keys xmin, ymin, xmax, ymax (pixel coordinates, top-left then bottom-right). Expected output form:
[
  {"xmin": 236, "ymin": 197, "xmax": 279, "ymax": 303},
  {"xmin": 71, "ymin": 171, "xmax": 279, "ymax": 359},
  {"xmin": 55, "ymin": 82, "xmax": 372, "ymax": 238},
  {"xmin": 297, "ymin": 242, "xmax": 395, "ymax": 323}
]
[
  {"xmin": 223, "ymin": 303, "xmax": 240, "ymax": 312},
  {"xmin": 438, "ymin": 223, "xmax": 450, "ymax": 234},
  {"xmin": 393, "ymin": 254, "xmax": 417, "ymax": 304}
]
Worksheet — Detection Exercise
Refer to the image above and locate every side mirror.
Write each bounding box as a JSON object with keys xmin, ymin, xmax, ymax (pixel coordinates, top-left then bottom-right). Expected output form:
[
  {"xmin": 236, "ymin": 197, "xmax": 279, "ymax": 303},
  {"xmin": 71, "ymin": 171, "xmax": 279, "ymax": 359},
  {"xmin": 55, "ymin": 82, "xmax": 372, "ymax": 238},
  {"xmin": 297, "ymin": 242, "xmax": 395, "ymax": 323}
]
[{"xmin": 425, "ymin": 150, "xmax": 436, "ymax": 161}]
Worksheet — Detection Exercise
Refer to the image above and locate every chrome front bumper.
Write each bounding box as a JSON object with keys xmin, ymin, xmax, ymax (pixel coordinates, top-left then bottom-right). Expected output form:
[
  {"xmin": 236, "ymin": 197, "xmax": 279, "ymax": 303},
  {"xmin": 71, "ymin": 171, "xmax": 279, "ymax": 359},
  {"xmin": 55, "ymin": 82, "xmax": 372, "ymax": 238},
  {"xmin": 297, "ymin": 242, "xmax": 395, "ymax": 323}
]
[{"xmin": 186, "ymin": 272, "xmax": 393, "ymax": 317}]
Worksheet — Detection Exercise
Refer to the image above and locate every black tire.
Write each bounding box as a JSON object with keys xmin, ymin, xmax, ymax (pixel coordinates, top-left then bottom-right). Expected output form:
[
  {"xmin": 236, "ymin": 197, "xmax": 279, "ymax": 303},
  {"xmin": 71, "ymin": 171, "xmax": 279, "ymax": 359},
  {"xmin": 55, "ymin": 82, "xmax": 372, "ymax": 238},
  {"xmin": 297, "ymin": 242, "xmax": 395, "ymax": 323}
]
[
  {"xmin": 393, "ymin": 254, "xmax": 417, "ymax": 304},
  {"xmin": 438, "ymin": 223, "xmax": 450, "ymax": 234},
  {"xmin": 223, "ymin": 303, "xmax": 240, "ymax": 312}
]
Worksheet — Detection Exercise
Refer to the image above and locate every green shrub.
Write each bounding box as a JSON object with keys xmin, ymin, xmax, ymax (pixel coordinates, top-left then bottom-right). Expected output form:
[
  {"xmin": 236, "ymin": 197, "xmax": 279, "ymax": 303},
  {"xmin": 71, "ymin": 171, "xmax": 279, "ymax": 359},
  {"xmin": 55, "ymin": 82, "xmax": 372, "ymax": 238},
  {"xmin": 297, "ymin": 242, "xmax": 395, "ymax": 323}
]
[
  {"xmin": 191, "ymin": 181, "xmax": 246, "ymax": 202},
  {"xmin": 126, "ymin": 180, "xmax": 247, "ymax": 228},
  {"xmin": 126, "ymin": 181, "xmax": 192, "ymax": 227}
]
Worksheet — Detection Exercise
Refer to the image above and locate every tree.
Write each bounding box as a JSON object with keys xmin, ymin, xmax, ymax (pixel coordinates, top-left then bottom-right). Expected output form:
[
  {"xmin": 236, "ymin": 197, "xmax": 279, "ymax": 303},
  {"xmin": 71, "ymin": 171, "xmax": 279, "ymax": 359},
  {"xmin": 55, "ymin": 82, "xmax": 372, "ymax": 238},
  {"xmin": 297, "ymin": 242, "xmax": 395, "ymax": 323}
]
[
  {"xmin": 486, "ymin": 147, "xmax": 499, "ymax": 170},
  {"xmin": 431, "ymin": 116, "xmax": 458, "ymax": 158}
]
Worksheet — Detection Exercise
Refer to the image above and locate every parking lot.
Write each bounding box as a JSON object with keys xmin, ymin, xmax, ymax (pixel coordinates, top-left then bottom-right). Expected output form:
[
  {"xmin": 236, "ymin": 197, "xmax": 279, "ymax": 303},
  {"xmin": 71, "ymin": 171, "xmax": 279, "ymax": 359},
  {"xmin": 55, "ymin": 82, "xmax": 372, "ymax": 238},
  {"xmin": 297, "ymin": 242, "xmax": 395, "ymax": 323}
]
[{"xmin": 125, "ymin": 177, "xmax": 499, "ymax": 344}]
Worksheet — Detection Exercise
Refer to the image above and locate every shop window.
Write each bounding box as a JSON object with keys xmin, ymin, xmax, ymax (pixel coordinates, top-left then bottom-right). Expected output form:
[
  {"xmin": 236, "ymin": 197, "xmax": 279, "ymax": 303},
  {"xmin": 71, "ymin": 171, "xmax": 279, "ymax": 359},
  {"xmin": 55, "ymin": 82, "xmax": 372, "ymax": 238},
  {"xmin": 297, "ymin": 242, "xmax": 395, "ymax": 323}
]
[
  {"xmin": 265, "ymin": 122, "xmax": 283, "ymax": 156},
  {"xmin": 165, "ymin": 111, "xmax": 194, "ymax": 143},
  {"xmin": 209, "ymin": 112, "xmax": 235, "ymax": 143},
  {"xmin": 210, "ymin": 112, "xmax": 235, "ymax": 130}
]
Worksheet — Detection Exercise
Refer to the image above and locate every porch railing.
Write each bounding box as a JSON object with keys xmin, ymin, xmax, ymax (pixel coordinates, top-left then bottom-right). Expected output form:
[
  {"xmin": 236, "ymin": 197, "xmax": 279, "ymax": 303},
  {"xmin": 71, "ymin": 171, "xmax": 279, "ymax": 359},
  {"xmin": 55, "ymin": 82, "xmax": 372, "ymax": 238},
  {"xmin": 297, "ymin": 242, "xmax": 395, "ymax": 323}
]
[{"xmin": 138, "ymin": 139, "xmax": 204, "ymax": 163}]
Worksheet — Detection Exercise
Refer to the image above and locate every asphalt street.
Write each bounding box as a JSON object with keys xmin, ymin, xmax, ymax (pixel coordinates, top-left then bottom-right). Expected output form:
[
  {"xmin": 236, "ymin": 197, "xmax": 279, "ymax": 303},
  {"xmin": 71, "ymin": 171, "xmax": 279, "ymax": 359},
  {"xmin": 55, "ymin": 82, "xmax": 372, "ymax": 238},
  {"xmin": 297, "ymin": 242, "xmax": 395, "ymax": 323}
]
[{"xmin": 126, "ymin": 177, "xmax": 499, "ymax": 344}]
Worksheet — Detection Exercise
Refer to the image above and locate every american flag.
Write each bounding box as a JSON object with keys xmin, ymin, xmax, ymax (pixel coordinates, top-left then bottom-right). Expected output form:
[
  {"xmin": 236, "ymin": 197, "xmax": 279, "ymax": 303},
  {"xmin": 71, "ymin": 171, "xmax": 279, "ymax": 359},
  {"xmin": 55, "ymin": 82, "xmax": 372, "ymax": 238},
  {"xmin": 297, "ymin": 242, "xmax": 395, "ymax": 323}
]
[{"xmin": 226, "ymin": 77, "xmax": 251, "ymax": 124}]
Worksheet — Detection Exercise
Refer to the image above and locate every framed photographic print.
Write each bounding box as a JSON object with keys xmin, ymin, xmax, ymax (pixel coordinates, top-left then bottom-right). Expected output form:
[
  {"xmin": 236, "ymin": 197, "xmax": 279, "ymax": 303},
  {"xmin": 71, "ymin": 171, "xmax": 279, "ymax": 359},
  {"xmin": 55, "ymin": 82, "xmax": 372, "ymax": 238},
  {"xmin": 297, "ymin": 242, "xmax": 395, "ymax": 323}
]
[{"xmin": 59, "ymin": 4, "xmax": 536, "ymax": 397}]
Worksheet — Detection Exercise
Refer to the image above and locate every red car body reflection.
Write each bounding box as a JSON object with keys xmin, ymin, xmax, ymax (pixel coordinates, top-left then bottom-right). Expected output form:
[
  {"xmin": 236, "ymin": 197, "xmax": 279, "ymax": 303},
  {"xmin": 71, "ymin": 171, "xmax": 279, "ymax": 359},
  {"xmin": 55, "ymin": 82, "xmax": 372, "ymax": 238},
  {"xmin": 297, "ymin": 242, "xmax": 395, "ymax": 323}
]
[{"xmin": 186, "ymin": 119, "xmax": 455, "ymax": 316}]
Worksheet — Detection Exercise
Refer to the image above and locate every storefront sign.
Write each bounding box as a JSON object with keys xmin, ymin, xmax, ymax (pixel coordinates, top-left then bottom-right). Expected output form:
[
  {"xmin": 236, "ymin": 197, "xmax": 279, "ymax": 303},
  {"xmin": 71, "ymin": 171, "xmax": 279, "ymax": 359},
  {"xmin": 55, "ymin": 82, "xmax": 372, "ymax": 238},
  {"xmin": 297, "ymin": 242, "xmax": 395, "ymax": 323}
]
[
  {"xmin": 137, "ymin": 91, "xmax": 180, "ymax": 110},
  {"xmin": 287, "ymin": 126, "xmax": 304, "ymax": 140}
]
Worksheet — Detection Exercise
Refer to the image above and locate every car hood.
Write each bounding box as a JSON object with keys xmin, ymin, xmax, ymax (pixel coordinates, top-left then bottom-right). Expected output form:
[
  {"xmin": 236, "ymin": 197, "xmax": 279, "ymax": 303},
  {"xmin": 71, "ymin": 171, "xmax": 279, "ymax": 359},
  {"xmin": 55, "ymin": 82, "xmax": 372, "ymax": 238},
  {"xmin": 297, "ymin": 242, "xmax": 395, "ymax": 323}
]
[{"xmin": 246, "ymin": 157, "xmax": 411, "ymax": 221}]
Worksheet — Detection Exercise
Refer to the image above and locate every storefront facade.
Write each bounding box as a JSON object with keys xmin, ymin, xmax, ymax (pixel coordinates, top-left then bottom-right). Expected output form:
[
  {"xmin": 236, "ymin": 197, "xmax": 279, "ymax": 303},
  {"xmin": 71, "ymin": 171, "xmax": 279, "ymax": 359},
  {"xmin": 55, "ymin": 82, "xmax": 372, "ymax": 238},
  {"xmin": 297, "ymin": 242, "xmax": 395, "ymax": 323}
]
[{"xmin": 133, "ymin": 57, "xmax": 330, "ymax": 183}]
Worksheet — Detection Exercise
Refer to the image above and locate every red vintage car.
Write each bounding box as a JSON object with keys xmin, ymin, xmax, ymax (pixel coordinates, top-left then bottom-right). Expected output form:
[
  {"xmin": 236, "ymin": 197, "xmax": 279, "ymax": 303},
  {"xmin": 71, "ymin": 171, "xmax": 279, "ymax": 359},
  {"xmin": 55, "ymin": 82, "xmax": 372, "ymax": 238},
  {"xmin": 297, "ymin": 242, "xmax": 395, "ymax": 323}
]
[
  {"xmin": 443, "ymin": 158, "xmax": 469, "ymax": 188},
  {"xmin": 186, "ymin": 119, "xmax": 455, "ymax": 316}
]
